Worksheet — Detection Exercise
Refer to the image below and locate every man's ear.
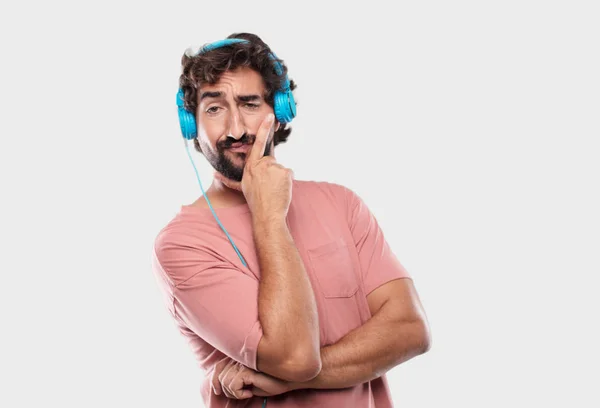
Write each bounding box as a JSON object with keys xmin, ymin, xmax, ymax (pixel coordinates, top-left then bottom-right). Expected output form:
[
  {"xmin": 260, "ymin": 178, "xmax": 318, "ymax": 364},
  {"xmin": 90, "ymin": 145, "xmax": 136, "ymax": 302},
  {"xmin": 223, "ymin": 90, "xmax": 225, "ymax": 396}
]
[{"xmin": 275, "ymin": 121, "xmax": 281, "ymax": 132}]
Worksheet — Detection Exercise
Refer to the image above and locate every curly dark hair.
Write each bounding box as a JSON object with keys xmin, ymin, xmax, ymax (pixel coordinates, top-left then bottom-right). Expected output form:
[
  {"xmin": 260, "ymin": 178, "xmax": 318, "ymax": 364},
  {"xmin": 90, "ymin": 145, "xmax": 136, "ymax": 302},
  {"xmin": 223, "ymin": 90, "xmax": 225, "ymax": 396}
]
[{"xmin": 179, "ymin": 32, "xmax": 297, "ymax": 154}]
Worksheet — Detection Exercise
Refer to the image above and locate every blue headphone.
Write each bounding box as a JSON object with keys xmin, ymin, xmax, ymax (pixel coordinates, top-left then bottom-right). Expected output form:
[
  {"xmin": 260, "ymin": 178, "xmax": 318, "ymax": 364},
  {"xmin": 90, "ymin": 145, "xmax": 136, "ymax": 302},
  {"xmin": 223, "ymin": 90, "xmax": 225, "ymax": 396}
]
[{"xmin": 176, "ymin": 38, "xmax": 297, "ymax": 140}]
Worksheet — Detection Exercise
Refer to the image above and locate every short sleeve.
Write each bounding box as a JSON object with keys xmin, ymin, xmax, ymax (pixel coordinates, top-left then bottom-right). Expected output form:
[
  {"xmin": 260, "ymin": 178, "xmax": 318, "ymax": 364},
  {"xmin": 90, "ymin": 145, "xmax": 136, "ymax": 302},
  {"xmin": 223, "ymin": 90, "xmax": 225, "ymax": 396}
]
[
  {"xmin": 153, "ymin": 232, "xmax": 263, "ymax": 370},
  {"xmin": 344, "ymin": 186, "xmax": 411, "ymax": 295}
]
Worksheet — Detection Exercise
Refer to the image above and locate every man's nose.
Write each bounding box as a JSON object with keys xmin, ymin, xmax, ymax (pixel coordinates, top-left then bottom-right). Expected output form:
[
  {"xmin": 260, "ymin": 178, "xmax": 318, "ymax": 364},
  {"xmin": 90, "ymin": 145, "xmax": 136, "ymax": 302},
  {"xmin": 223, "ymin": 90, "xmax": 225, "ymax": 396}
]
[{"xmin": 227, "ymin": 108, "xmax": 245, "ymax": 140}]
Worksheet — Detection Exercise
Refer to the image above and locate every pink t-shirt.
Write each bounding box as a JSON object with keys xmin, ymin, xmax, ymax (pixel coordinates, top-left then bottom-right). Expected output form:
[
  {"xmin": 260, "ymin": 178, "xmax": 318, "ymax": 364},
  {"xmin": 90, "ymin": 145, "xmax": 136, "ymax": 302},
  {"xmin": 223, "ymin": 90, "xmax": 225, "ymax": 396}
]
[{"xmin": 152, "ymin": 180, "xmax": 411, "ymax": 407}]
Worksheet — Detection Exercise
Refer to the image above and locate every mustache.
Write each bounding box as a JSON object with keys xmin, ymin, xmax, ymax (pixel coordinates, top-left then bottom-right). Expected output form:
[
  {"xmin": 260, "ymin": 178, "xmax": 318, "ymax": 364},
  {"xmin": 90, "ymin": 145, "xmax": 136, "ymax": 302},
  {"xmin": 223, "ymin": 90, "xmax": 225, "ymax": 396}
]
[{"xmin": 219, "ymin": 134, "xmax": 256, "ymax": 150}]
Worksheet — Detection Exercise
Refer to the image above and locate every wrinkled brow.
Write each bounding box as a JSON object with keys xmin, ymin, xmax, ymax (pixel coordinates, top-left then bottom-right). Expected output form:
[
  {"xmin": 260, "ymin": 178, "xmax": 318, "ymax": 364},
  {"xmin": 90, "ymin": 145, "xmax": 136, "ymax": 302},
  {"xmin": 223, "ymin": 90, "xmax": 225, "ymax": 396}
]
[{"xmin": 200, "ymin": 91, "xmax": 262, "ymax": 103}]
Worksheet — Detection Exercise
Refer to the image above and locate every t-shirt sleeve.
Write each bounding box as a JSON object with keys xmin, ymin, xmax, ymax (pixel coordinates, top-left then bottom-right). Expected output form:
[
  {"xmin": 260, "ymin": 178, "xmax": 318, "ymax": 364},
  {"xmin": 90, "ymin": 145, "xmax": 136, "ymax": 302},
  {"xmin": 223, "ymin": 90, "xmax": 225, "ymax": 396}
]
[
  {"xmin": 342, "ymin": 185, "xmax": 412, "ymax": 295},
  {"xmin": 153, "ymin": 231, "xmax": 263, "ymax": 370}
]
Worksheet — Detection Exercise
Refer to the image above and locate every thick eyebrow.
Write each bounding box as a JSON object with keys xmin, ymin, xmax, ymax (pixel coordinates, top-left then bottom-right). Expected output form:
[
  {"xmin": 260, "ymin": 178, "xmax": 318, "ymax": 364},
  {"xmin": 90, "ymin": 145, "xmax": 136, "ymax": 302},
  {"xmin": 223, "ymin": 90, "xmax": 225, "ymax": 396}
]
[
  {"xmin": 199, "ymin": 91, "xmax": 223, "ymax": 101},
  {"xmin": 237, "ymin": 94, "xmax": 261, "ymax": 103},
  {"xmin": 199, "ymin": 91, "xmax": 262, "ymax": 103}
]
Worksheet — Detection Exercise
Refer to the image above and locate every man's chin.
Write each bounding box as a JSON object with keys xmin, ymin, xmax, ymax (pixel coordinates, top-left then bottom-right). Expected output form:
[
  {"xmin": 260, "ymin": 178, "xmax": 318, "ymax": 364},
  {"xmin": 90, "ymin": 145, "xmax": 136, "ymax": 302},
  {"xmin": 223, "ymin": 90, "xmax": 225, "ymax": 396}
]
[
  {"xmin": 233, "ymin": 154, "xmax": 248, "ymax": 162},
  {"xmin": 216, "ymin": 166, "xmax": 244, "ymax": 183}
]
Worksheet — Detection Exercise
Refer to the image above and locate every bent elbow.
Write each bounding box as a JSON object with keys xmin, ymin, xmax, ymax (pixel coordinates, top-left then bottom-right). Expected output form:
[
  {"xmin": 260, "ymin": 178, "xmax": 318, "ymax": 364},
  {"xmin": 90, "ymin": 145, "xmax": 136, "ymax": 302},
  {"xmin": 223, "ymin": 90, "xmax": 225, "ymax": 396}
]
[
  {"xmin": 280, "ymin": 354, "xmax": 322, "ymax": 382},
  {"xmin": 257, "ymin": 336, "xmax": 321, "ymax": 382},
  {"xmin": 417, "ymin": 319, "xmax": 432, "ymax": 354}
]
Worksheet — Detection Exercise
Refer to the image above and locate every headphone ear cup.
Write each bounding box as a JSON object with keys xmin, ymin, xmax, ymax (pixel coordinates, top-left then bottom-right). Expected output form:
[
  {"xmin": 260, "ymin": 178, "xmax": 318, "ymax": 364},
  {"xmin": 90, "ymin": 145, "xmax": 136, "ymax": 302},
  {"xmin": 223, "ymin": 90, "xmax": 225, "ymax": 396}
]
[
  {"xmin": 274, "ymin": 89, "xmax": 296, "ymax": 124},
  {"xmin": 176, "ymin": 89, "xmax": 197, "ymax": 140},
  {"xmin": 178, "ymin": 108, "xmax": 197, "ymax": 140},
  {"xmin": 269, "ymin": 53, "xmax": 296, "ymax": 124}
]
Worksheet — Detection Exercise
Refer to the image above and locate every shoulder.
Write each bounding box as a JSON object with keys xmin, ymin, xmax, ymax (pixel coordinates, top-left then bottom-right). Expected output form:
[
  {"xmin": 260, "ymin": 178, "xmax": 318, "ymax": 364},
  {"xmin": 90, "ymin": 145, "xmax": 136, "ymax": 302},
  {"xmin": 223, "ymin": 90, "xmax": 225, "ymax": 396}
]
[
  {"xmin": 153, "ymin": 205, "xmax": 229, "ymax": 251},
  {"xmin": 292, "ymin": 179, "xmax": 363, "ymax": 211},
  {"xmin": 292, "ymin": 179, "xmax": 355, "ymax": 202},
  {"xmin": 152, "ymin": 213, "xmax": 227, "ymax": 286}
]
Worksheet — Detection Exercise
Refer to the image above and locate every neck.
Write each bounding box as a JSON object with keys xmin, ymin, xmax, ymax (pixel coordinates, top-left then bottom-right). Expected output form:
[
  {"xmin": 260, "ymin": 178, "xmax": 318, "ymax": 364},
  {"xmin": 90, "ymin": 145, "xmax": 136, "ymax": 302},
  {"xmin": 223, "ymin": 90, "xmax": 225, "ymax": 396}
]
[{"xmin": 205, "ymin": 179, "xmax": 247, "ymax": 207}]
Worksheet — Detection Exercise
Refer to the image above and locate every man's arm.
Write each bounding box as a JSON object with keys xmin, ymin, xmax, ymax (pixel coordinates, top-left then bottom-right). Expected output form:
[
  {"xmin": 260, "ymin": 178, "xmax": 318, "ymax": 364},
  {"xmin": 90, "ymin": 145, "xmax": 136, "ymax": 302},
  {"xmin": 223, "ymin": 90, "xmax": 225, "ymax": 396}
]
[
  {"xmin": 225, "ymin": 277, "xmax": 430, "ymax": 398},
  {"xmin": 212, "ymin": 250, "xmax": 430, "ymax": 398},
  {"xmin": 287, "ymin": 277, "xmax": 430, "ymax": 390},
  {"xmin": 253, "ymin": 216, "xmax": 322, "ymax": 382}
]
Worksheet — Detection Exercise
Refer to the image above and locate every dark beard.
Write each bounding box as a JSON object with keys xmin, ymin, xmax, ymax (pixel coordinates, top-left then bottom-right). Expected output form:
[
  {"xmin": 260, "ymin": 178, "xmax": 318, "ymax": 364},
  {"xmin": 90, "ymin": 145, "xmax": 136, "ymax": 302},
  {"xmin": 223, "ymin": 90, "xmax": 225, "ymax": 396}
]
[{"xmin": 206, "ymin": 134, "xmax": 273, "ymax": 182}]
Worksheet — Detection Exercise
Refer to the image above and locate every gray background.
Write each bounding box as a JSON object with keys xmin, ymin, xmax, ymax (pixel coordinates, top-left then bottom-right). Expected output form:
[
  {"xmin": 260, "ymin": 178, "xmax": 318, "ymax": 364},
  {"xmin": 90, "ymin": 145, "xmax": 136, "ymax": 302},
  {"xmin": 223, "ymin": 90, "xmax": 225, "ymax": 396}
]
[{"xmin": 1, "ymin": 0, "xmax": 598, "ymax": 406}]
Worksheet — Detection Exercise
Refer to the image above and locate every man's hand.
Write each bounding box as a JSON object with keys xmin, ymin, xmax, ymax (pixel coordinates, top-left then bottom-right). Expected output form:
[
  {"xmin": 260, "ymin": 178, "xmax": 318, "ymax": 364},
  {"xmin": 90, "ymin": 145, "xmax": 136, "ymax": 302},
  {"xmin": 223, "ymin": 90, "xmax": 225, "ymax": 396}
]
[
  {"xmin": 249, "ymin": 374, "xmax": 292, "ymax": 397},
  {"xmin": 213, "ymin": 359, "xmax": 254, "ymax": 399},
  {"xmin": 211, "ymin": 357, "xmax": 292, "ymax": 399},
  {"xmin": 214, "ymin": 113, "xmax": 294, "ymax": 220}
]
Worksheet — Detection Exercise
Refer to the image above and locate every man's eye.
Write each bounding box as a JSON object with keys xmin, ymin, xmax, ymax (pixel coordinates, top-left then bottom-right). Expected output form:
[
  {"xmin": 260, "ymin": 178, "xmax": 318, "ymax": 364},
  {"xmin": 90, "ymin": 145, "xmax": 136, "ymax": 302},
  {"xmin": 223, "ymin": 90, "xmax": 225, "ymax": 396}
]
[
  {"xmin": 207, "ymin": 106, "xmax": 220, "ymax": 114},
  {"xmin": 244, "ymin": 103, "xmax": 259, "ymax": 109}
]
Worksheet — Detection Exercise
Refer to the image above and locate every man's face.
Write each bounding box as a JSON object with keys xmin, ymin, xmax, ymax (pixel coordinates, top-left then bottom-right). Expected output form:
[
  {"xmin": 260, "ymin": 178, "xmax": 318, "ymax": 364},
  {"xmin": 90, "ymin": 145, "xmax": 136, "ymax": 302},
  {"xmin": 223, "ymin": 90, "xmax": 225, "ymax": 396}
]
[{"xmin": 195, "ymin": 66, "xmax": 279, "ymax": 182}]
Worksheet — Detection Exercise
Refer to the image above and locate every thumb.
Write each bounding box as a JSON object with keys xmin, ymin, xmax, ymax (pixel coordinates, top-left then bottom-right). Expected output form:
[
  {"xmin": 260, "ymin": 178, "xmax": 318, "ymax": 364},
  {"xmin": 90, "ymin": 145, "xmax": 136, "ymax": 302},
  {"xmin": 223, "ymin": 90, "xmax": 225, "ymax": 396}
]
[
  {"xmin": 243, "ymin": 372, "xmax": 256, "ymax": 387},
  {"xmin": 212, "ymin": 380, "xmax": 222, "ymax": 396},
  {"xmin": 213, "ymin": 171, "xmax": 242, "ymax": 192}
]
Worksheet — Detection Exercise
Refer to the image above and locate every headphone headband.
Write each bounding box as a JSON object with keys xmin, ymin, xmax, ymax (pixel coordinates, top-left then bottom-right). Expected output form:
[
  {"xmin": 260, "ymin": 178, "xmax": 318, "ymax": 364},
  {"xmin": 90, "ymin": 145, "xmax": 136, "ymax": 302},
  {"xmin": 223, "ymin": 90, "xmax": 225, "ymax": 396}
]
[{"xmin": 184, "ymin": 38, "xmax": 250, "ymax": 57}]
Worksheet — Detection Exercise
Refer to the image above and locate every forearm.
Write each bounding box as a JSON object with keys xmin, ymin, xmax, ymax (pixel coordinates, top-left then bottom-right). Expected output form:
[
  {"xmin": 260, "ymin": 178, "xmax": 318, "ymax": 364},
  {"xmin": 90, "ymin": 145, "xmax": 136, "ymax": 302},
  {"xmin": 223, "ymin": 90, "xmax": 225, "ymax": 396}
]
[
  {"xmin": 253, "ymin": 215, "xmax": 320, "ymax": 361},
  {"xmin": 289, "ymin": 302, "xmax": 429, "ymax": 390}
]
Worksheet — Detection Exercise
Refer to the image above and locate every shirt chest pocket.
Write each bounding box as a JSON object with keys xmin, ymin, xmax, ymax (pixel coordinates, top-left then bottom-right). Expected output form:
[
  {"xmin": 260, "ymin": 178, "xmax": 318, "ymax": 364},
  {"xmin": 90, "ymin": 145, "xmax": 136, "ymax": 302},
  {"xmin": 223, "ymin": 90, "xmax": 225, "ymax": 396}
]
[{"xmin": 307, "ymin": 238, "xmax": 359, "ymax": 298}]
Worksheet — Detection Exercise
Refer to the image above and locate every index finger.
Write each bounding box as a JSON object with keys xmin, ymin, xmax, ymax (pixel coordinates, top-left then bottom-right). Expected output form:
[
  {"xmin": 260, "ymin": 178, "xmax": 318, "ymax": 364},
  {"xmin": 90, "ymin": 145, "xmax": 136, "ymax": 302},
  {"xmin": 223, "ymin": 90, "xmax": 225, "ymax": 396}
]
[{"xmin": 248, "ymin": 113, "xmax": 274, "ymax": 162}]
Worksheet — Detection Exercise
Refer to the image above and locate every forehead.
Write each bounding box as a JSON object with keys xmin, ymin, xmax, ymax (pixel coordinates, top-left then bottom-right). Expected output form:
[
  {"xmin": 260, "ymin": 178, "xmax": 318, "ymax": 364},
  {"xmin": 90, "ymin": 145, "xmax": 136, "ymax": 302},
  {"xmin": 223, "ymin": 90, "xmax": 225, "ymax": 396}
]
[{"xmin": 199, "ymin": 67, "xmax": 265, "ymax": 95}]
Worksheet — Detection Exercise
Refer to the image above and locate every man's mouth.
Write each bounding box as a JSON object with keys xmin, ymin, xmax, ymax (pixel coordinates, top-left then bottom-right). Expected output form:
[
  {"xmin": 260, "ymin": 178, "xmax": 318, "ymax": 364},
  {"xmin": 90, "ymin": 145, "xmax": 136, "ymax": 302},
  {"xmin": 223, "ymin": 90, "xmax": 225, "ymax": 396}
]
[{"xmin": 228, "ymin": 143, "xmax": 252, "ymax": 153}]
